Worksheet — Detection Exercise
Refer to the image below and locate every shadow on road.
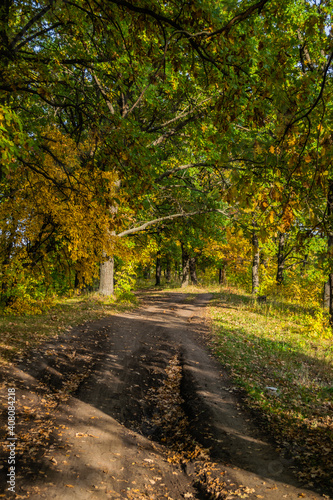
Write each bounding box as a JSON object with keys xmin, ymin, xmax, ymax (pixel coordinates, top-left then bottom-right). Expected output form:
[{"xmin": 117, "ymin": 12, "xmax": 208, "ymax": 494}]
[{"xmin": 0, "ymin": 292, "xmax": 328, "ymax": 499}]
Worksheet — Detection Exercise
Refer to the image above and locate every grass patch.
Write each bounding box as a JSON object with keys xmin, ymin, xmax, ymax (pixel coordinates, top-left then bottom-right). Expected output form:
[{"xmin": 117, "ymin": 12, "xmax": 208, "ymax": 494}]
[
  {"xmin": 209, "ymin": 286, "xmax": 333, "ymax": 491},
  {"xmin": 0, "ymin": 292, "xmax": 137, "ymax": 366}
]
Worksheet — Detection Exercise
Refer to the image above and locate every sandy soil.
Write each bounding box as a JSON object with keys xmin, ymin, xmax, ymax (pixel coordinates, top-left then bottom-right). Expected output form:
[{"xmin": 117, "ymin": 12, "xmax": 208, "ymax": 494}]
[{"xmin": 0, "ymin": 291, "xmax": 329, "ymax": 499}]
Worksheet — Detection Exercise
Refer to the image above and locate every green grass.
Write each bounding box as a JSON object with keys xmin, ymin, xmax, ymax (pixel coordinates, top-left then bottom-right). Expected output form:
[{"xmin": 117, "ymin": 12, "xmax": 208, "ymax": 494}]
[
  {"xmin": 0, "ymin": 292, "xmax": 137, "ymax": 365},
  {"xmin": 209, "ymin": 286, "xmax": 333, "ymax": 491}
]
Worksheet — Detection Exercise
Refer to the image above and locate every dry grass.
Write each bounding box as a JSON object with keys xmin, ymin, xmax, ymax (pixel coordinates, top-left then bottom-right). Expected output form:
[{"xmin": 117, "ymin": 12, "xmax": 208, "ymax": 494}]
[{"xmin": 0, "ymin": 293, "xmax": 137, "ymax": 365}]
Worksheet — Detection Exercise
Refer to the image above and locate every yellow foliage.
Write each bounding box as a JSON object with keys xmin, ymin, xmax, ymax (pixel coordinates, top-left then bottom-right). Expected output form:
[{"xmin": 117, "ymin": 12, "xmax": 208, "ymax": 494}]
[
  {"xmin": 202, "ymin": 227, "xmax": 251, "ymax": 272},
  {"xmin": 0, "ymin": 127, "xmax": 123, "ymax": 301},
  {"xmin": 281, "ymin": 205, "xmax": 294, "ymax": 229},
  {"xmin": 268, "ymin": 210, "xmax": 275, "ymax": 224}
]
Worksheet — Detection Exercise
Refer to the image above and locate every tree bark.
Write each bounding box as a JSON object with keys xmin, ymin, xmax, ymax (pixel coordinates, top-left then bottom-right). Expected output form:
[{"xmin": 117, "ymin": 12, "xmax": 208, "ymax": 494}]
[
  {"xmin": 252, "ymin": 232, "xmax": 260, "ymax": 295},
  {"xmin": 99, "ymin": 188, "xmax": 120, "ymax": 296},
  {"xmin": 99, "ymin": 255, "xmax": 114, "ymax": 295},
  {"xmin": 74, "ymin": 272, "xmax": 80, "ymax": 292},
  {"xmin": 219, "ymin": 263, "xmax": 227, "ymax": 284},
  {"xmin": 329, "ymin": 274, "xmax": 333, "ymax": 324},
  {"xmin": 324, "ymin": 280, "xmax": 330, "ymax": 309},
  {"xmin": 327, "ymin": 179, "xmax": 333, "ymax": 323},
  {"xmin": 189, "ymin": 257, "xmax": 198, "ymax": 285},
  {"xmin": 166, "ymin": 258, "xmax": 171, "ymax": 283},
  {"xmin": 155, "ymin": 253, "xmax": 161, "ymax": 286},
  {"xmin": 181, "ymin": 244, "xmax": 190, "ymax": 288},
  {"xmin": 178, "ymin": 261, "xmax": 182, "ymax": 280},
  {"xmin": 300, "ymin": 254, "xmax": 308, "ymax": 277},
  {"xmin": 276, "ymin": 232, "xmax": 286, "ymax": 285}
]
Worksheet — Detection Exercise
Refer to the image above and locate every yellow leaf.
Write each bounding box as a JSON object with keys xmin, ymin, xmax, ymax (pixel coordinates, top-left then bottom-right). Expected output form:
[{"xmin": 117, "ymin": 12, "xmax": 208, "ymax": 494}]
[
  {"xmin": 269, "ymin": 145, "xmax": 275, "ymax": 154},
  {"xmin": 270, "ymin": 187, "xmax": 281, "ymax": 202},
  {"xmin": 304, "ymin": 153, "xmax": 312, "ymax": 163},
  {"xmin": 269, "ymin": 211, "xmax": 274, "ymax": 223}
]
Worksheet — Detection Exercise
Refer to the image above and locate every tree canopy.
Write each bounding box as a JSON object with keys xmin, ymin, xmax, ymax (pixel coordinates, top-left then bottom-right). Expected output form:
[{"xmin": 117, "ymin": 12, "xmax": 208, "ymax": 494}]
[{"xmin": 1, "ymin": 0, "xmax": 333, "ymax": 313}]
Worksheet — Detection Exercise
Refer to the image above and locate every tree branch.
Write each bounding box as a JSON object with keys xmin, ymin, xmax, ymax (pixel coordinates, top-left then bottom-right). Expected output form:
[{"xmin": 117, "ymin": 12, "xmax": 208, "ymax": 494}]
[
  {"xmin": 155, "ymin": 163, "xmax": 214, "ymax": 182},
  {"xmin": 149, "ymin": 96, "xmax": 211, "ymax": 132},
  {"xmin": 206, "ymin": 0, "xmax": 270, "ymax": 37},
  {"xmin": 116, "ymin": 209, "xmax": 228, "ymax": 237},
  {"xmin": 14, "ymin": 22, "xmax": 64, "ymax": 52},
  {"xmin": 91, "ymin": 72, "xmax": 115, "ymax": 115},
  {"xmin": 9, "ymin": 3, "xmax": 54, "ymax": 49},
  {"xmin": 285, "ymin": 49, "xmax": 333, "ymax": 132}
]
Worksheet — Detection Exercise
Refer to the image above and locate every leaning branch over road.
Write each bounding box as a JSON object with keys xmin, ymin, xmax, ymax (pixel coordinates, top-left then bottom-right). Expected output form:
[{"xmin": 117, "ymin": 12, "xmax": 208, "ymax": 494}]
[{"xmin": 116, "ymin": 209, "xmax": 229, "ymax": 237}]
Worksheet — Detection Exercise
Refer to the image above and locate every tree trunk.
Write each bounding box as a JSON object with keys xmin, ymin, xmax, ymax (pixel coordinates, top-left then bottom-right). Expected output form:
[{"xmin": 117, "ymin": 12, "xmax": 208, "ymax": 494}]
[
  {"xmin": 98, "ymin": 189, "xmax": 120, "ymax": 296},
  {"xmin": 181, "ymin": 244, "xmax": 189, "ymax": 288},
  {"xmin": 252, "ymin": 232, "xmax": 260, "ymax": 295},
  {"xmin": 166, "ymin": 258, "xmax": 171, "ymax": 283},
  {"xmin": 300, "ymin": 254, "xmax": 308, "ymax": 277},
  {"xmin": 329, "ymin": 274, "xmax": 333, "ymax": 324},
  {"xmin": 219, "ymin": 263, "xmax": 227, "ymax": 285},
  {"xmin": 327, "ymin": 179, "xmax": 333, "ymax": 323},
  {"xmin": 178, "ymin": 261, "xmax": 182, "ymax": 280},
  {"xmin": 99, "ymin": 255, "xmax": 114, "ymax": 295},
  {"xmin": 324, "ymin": 280, "xmax": 330, "ymax": 308},
  {"xmin": 189, "ymin": 257, "xmax": 197, "ymax": 285},
  {"xmin": 155, "ymin": 253, "xmax": 161, "ymax": 286},
  {"xmin": 174, "ymin": 261, "xmax": 179, "ymax": 280},
  {"xmin": 143, "ymin": 266, "xmax": 150, "ymax": 279},
  {"xmin": 74, "ymin": 272, "xmax": 79, "ymax": 289},
  {"xmin": 276, "ymin": 232, "xmax": 286, "ymax": 285}
]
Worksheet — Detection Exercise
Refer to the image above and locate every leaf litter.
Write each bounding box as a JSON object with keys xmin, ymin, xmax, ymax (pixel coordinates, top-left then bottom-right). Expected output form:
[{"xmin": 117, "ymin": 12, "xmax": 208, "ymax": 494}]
[{"xmin": 143, "ymin": 353, "xmax": 258, "ymax": 499}]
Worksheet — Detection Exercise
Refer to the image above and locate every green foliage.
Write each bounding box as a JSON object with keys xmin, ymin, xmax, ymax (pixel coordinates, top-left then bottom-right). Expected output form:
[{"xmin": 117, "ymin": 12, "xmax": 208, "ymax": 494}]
[
  {"xmin": 1, "ymin": 0, "xmax": 333, "ymax": 317},
  {"xmin": 114, "ymin": 261, "xmax": 138, "ymax": 303}
]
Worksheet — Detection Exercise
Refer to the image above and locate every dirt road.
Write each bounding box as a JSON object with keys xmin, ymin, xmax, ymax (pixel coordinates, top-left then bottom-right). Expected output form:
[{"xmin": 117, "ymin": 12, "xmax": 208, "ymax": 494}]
[{"xmin": 0, "ymin": 292, "xmax": 328, "ymax": 499}]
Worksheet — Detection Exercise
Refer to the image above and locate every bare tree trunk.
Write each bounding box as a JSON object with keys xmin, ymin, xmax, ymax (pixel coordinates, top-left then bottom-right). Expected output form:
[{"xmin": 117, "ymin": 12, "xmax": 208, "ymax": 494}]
[
  {"xmin": 300, "ymin": 254, "xmax": 308, "ymax": 277},
  {"xmin": 324, "ymin": 280, "xmax": 330, "ymax": 308},
  {"xmin": 276, "ymin": 232, "xmax": 286, "ymax": 285},
  {"xmin": 166, "ymin": 258, "xmax": 171, "ymax": 283},
  {"xmin": 99, "ymin": 255, "xmax": 114, "ymax": 295},
  {"xmin": 178, "ymin": 261, "xmax": 182, "ymax": 280},
  {"xmin": 189, "ymin": 257, "xmax": 197, "ymax": 285},
  {"xmin": 327, "ymin": 179, "xmax": 333, "ymax": 324},
  {"xmin": 174, "ymin": 261, "xmax": 179, "ymax": 280},
  {"xmin": 329, "ymin": 273, "xmax": 333, "ymax": 324},
  {"xmin": 98, "ymin": 185, "xmax": 120, "ymax": 296},
  {"xmin": 181, "ymin": 244, "xmax": 190, "ymax": 288},
  {"xmin": 155, "ymin": 253, "xmax": 161, "ymax": 286},
  {"xmin": 252, "ymin": 232, "xmax": 260, "ymax": 295},
  {"xmin": 74, "ymin": 272, "xmax": 80, "ymax": 291},
  {"xmin": 219, "ymin": 263, "xmax": 227, "ymax": 284}
]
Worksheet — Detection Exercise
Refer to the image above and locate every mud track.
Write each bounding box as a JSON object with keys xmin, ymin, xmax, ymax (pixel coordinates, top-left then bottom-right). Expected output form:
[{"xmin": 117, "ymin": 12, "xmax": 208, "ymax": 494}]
[{"xmin": 0, "ymin": 292, "xmax": 327, "ymax": 499}]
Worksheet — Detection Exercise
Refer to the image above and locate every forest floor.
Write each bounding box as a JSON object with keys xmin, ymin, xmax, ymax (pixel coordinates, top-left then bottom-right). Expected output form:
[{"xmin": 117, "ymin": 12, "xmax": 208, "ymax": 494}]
[{"xmin": 0, "ymin": 291, "xmax": 330, "ymax": 499}]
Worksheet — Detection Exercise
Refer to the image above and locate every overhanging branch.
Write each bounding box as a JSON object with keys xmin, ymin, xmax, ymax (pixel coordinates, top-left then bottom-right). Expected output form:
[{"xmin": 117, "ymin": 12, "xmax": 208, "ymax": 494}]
[
  {"xmin": 155, "ymin": 163, "xmax": 214, "ymax": 182},
  {"xmin": 116, "ymin": 209, "xmax": 229, "ymax": 237}
]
